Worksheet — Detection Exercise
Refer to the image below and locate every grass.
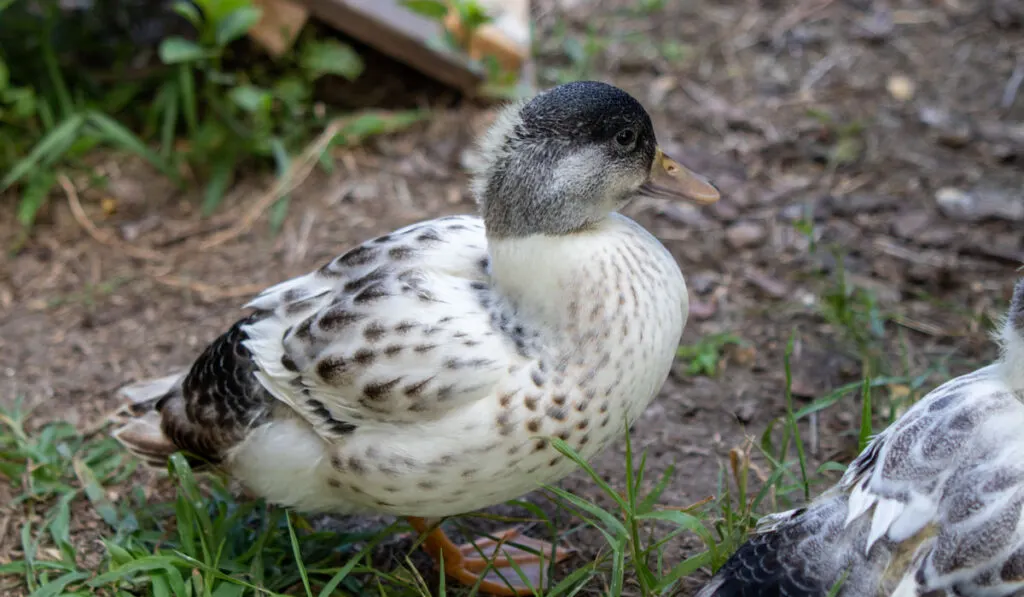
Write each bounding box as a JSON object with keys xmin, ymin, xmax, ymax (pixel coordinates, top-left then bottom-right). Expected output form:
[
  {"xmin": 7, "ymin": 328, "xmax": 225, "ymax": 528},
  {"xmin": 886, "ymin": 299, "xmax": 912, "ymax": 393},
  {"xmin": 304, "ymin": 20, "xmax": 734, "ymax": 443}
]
[
  {"xmin": 0, "ymin": 0, "xmax": 488, "ymax": 249},
  {"xmin": 0, "ymin": 301, "xmax": 955, "ymax": 597},
  {"xmin": 675, "ymin": 334, "xmax": 746, "ymax": 378}
]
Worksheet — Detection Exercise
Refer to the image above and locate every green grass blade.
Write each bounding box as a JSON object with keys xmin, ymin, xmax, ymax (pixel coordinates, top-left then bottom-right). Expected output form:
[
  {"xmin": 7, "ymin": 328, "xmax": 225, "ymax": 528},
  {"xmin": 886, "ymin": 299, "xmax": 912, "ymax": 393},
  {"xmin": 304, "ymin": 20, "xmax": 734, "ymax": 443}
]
[
  {"xmin": 41, "ymin": 32, "xmax": 73, "ymax": 118},
  {"xmin": 634, "ymin": 510, "xmax": 714, "ymax": 546},
  {"xmin": 543, "ymin": 562, "xmax": 595, "ymax": 597},
  {"xmin": 269, "ymin": 138, "xmax": 291, "ymax": 233},
  {"xmin": 317, "ymin": 537, "xmax": 386, "ymax": 597},
  {"xmin": 783, "ymin": 333, "xmax": 810, "ymax": 501},
  {"xmin": 827, "ymin": 569, "xmax": 851, "ymax": 597},
  {"xmin": 211, "ymin": 581, "xmax": 246, "ymax": 597},
  {"xmin": 286, "ymin": 513, "xmax": 314, "ymax": 597},
  {"xmin": 544, "ymin": 485, "xmax": 628, "ymax": 537},
  {"xmin": 47, "ymin": 492, "xmax": 74, "ymax": 562},
  {"xmin": 16, "ymin": 167, "xmax": 56, "ymax": 230},
  {"xmin": 179, "ymin": 65, "xmax": 197, "ymax": 135},
  {"xmin": 1, "ymin": 114, "xmax": 84, "ymax": 191},
  {"xmin": 168, "ymin": 453, "xmax": 213, "ymax": 560},
  {"xmin": 168, "ymin": 552, "xmax": 278, "ymax": 596},
  {"xmin": 549, "ymin": 438, "xmax": 628, "ymax": 512},
  {"xmin": 73, "ymin": 457, "xmax": 119, "ymax": 528},
  {"xmin": 86, "ymin": 111, "xmax": 176, "ymax": 181},
  {"xmin": 201, "ymin": 155, "xmax": 236, "ymax": 216},
  {"xmin": 637, "ymin": 461, "xmax": 676, "ymax": 516},
  {"xmin": 858, "ymin": 376, "xmax": 873, "ymax": 451},
  {"xmin": 21, "ymin": 518, "xmax": 37, "ymax": 592},
  {"xmin": 159, "ymin": 82, "xmax": 180, "ymax": 158},
  {"xmin": 655, "ymin": 550, "xmax": 713, "ymax": 591},
  {"xmin": 28, "ymin": 570, "xmax": 89, "ymax": 597},
  {"xmin": 88, "ymin": 556, "xmax": 187, "ymax": 587},
  {"xmin": 151, "ymin": 574, "xmax": 171, "ymax": 597},
  {"xmin": 608, "ymin": 533, "xmax": 626, "ymax": 597}
]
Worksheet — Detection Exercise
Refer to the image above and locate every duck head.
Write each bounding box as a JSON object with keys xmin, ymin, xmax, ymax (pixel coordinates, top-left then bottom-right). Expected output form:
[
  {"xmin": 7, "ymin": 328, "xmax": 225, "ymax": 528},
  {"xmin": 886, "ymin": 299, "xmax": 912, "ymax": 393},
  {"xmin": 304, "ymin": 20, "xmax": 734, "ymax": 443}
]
[{"xmin": 470, "ymin": 80, "xmax": 720, "ymax": 238}]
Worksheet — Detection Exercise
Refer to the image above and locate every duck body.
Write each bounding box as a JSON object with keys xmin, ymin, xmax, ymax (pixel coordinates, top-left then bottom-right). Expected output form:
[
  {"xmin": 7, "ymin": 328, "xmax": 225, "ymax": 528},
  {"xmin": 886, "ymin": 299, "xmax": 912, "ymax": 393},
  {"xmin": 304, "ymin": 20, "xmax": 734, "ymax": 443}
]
[
  {"xmin": 115, "ymin": 80, "xmax": 720, "ymax": 595},
  {"xmin": 698, "ymin": 280, "xmax": 1024, "ymax": 597},
  {"xmin": 185, "ymin": 212, "xmax": 687, "ymax": 517}
]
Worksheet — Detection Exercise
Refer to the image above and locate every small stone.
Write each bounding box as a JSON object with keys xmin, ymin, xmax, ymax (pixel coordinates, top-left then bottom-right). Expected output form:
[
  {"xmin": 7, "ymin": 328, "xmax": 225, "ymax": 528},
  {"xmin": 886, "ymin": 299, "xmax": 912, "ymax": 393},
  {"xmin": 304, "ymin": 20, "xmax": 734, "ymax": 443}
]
[
  {"xmin": 734, "ymin": 401, "xmax": 757, "ymax": 424},
  {"xmin": 916, "ymin": 226, "xmax": 957, "ymax": 246},
  {"xmin": 891, "ymin": 211, "xmax": 931, "ymax": 240},
  {"xmin": 688, "ymin": 298, "xmax": 718, "ymax": 321},
  {"xmin": 852, "ymin": 8, "xmax": 893, "ymax": 41},
  {"xmin": 886, "ymin": 75, "xmax": 915, "ymax": 101},
  {"xmin": 743, "ymin": 268, "xmax": 788, "ymax": 298},
  {"xmin": 648, "ymin": 75, "xmax": 677, "ymax": 105},
  {"xmin": 344, "ymin": 181, "xmax": 378, "ymax": 203},
  {"xmin": 990, "ymin": 0, "xmax": 1024, "ymax": 27},
  {"xmin": 709, "ymin": 200, "xmax": 740, "ymax": 221},
  {"xmin": 732, "ymin": 345, "xmax": 757, "ymax": 368},
  {"xmin": 688, "ymin": 272, "xmax": 718, "ymax": 295},
  {"xmin": 919, "ymin": 106, "xmax": 973, "ymax": 148},
  {"xmin": 658, "ymin": 203, "xmax": 712, "ymax": 227},
  {"xmin": 936, "ymin": 186, "xmax": 1024, "ymax": 222},
  {"xmin": 725, "ymin": 221, "xmax": 767, "ymax": 249},
  {"xmin": 826, "ymin": 194, "xmax": 893, "ymax": 216}
]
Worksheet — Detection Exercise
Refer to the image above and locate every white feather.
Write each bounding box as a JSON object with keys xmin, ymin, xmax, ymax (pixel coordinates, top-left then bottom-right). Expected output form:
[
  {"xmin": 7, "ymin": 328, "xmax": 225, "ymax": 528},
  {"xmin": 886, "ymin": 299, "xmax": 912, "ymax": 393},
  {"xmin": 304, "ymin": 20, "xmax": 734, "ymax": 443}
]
[
  {"xmin": 865, "ymin": 498, "xmax": 903, "ymax": 554},
  {"xmin": 845, "ymin": 480, "xmax": 878, "ymax": 528}
]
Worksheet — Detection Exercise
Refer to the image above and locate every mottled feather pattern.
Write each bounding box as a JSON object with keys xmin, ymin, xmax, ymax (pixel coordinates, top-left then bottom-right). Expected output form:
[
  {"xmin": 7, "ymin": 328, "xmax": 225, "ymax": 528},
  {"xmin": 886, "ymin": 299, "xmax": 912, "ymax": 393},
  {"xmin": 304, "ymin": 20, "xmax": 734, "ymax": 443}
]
[
  {"xmin": 700, "ymin": 319, "xmax": 1024, "ymax": 597},
  {"xmin": 240, "ymin": 216, "xmax": 513, "ymax": 433},
  {"xmin": 118, "ymin": 315, "xmax": 274, "ymax": 467}
]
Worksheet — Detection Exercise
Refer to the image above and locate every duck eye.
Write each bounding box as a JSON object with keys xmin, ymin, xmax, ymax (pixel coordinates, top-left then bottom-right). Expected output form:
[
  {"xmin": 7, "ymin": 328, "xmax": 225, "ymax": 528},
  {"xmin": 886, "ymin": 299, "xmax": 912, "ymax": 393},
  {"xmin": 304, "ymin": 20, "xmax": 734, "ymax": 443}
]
[{"xmin": 615, "ymin": 129, "xmax": 636, "ymax": 147}]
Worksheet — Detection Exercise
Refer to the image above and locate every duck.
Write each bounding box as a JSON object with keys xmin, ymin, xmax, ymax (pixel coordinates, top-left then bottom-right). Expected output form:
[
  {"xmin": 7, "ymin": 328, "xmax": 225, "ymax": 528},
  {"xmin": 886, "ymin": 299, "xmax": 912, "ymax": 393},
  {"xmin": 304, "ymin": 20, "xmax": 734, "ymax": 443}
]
[
  {"xmin": 112, "ymin": 80, "xmax": 720, "ymax": 596},
  {"xmin": 697, "ymin": 279, "xmax": 1024, "ymax": 597}
]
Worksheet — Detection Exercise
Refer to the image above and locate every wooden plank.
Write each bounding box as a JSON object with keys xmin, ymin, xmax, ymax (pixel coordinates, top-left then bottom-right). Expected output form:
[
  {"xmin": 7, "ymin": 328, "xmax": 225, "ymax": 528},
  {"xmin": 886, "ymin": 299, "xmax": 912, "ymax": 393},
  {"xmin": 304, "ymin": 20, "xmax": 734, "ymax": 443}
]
[
  {"xmin": 297, "ymin": 0, "xmax": 484, "ymax": 95},
  {"xmin": 444, "ymin": 0, "xmax": 530, "ymax": 73},
  {"xmin": 249, "ymin": 0, "xmax": 310, "ymax": 57}
]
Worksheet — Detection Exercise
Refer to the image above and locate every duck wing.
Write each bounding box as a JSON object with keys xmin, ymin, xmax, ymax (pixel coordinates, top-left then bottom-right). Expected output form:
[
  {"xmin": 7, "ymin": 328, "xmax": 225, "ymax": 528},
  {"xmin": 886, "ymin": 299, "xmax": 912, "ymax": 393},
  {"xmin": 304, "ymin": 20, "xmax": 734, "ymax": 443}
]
[{"xmin": 241, "ymin": 216, "xmax": 516, "ymax": 439}]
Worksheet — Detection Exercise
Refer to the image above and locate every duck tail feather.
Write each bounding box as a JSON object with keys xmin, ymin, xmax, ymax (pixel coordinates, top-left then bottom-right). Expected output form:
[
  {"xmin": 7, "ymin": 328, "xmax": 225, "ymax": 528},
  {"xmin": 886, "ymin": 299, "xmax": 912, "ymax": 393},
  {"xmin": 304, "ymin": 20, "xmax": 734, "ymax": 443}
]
[
  {"xmin": 111, "ymin": 410, "xmax": 178, "ymax": 468},
  {"xmin": 111, "ymin": 370, "xmax": 188, "ymax": 468},
  {"xmin": 116, "ymin": 370, "xmax": 188, "ymax": 411}
]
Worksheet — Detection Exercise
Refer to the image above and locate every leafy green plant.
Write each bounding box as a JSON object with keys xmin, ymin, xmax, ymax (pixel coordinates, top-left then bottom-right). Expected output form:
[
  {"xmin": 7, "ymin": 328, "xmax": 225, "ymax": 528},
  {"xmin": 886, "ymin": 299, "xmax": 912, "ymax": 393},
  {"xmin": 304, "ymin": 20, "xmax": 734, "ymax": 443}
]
[
  {"xmin": 676, "ymin": 333, "xmax": 746, "ymax": 377},
  {"xmin": 818, "ymin": 251, "xmax": 887, "ymax": 371},
  {"xmin": 1, "ymin": 0, "xmax": 431, "ymax": 242},
  {"xmin": 150, "ymin": 0, "xmax": 371, "ymax": 219},
  {"xmin": 805, "ymin": 108, "xmax": 865, "ymax": 169},
  {"xmin": 0, "ymin": 1, "xmax": 177, "ymax": 237}
]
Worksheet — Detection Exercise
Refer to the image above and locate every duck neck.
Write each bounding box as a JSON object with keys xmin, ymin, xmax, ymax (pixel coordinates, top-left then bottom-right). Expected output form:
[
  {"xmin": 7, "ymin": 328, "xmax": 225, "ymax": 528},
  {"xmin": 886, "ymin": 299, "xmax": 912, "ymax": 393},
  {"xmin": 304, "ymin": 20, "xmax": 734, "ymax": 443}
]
[{"xmin": 485, "ymin": 215, "xmax": 640, "ymax": 332}]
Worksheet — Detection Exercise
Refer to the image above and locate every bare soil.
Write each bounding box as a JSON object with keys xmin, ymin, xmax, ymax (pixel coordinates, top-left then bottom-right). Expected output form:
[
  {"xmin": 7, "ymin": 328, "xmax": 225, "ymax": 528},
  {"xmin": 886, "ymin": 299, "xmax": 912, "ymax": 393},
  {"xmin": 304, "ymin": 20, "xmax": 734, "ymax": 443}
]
[{"xmin": 1, "ymin": 0, "xmax": 1022, "ymax": 594}]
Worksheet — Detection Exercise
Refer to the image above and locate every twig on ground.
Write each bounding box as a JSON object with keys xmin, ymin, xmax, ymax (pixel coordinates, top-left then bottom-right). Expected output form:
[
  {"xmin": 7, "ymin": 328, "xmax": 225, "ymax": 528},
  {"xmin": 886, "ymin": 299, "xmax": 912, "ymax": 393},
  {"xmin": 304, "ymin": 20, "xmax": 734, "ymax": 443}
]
[
  {"xmin": 198, "ymin": 116, "xmax": 347, "ymax": 250},
  {"xmin": 60, "ymin": 175, "xmax": 166, "ymax": 262},
  {"xmin": 151, "ymin": 275, "xmax": 267, "ymax": 301},
  {"xmin": 772, "ymin": 0, "xmax": 836, "ymax": 41}
]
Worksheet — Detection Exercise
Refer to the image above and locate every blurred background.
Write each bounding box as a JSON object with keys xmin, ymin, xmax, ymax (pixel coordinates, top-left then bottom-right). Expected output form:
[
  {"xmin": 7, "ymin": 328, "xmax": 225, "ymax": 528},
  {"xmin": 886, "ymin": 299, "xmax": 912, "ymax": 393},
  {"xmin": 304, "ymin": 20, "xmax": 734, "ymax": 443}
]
[{"xmin": 0, "ymin": 0, "xmax": 1022, "ymax": 594}]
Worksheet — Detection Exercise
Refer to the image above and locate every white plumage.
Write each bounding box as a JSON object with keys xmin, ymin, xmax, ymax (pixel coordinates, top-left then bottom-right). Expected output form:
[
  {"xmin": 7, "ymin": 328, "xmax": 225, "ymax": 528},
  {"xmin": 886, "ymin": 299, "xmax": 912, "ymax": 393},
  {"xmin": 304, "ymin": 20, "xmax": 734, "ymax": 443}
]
[
  {"xmin": 225, "ymin": 213, "xmax": 689, "ymax": 517},
  {"xmin": 699, "ymin": 279, "xmax": 1024, "ymax": 597}
]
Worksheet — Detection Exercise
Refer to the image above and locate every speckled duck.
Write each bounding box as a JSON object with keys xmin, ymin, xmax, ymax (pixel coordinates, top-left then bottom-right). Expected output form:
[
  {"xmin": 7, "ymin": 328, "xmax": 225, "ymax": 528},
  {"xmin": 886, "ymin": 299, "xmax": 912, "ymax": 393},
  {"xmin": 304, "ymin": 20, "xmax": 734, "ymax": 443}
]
[
  {"xmin": 113, "ymin": 80, "xmax": 720, "ymax": 595},
  {"xmin": 698, "ymin": 279, "xmax": 1024, "ymax": 597}
]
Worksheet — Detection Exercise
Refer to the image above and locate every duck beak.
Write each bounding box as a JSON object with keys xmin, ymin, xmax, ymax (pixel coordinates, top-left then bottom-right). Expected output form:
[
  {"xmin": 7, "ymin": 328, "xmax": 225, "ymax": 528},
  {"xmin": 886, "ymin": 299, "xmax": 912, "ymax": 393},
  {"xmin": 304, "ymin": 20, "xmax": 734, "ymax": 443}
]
[{"xmin": 639, "ymin": 147, "xmax": 720, "ymax": 204}]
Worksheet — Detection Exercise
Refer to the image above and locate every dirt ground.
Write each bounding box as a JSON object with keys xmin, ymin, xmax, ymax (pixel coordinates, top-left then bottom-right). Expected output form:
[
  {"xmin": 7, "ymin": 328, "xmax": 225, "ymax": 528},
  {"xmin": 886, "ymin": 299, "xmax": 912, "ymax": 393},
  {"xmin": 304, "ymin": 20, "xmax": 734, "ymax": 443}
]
[{"xmin": 1, "ymin": 0, "xmax": 1022, "ymax": 594}]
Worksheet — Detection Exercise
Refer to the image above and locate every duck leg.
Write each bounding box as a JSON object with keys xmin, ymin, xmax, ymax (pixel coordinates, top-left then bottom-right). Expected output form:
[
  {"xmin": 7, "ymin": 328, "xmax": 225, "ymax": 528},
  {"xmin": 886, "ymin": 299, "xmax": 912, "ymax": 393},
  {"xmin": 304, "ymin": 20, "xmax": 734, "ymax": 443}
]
[{"xmin": 407, "ymin": 517, "xmax": 574, "ymax": 596}]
